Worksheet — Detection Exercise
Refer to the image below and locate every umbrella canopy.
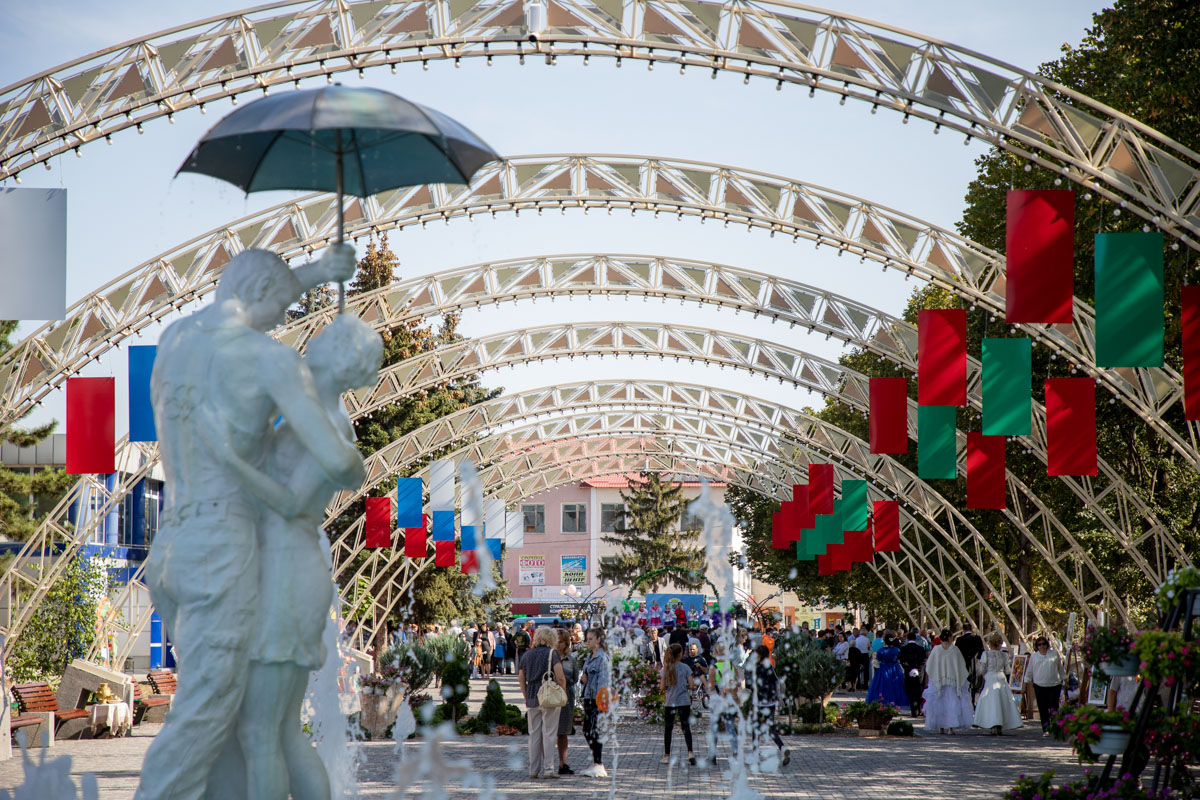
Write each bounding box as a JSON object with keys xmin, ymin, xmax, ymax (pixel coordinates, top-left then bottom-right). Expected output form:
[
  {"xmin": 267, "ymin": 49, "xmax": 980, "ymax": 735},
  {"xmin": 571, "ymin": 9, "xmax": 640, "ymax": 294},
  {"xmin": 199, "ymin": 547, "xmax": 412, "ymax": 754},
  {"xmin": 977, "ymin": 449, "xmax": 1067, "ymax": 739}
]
[{"xmin": 178, "ymin": 85, "xmax": 499, "ymax": 196}]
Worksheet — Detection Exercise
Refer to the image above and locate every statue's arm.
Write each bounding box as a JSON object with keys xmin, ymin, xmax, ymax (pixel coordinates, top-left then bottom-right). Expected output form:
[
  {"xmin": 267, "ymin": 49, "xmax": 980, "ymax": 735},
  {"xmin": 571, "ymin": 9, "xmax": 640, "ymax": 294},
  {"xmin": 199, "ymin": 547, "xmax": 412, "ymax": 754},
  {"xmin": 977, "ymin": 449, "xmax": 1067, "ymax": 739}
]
[
  {"xmin": 291, "ymin": 243, "xmax": 357, "ymax": 293},
  {"xmin": 192, "ymin": 405, "xmax": 306, "ymax": 519},
  {"xmin": 261, "ymin": 347, "xmax": 365, "ymax": 490}
]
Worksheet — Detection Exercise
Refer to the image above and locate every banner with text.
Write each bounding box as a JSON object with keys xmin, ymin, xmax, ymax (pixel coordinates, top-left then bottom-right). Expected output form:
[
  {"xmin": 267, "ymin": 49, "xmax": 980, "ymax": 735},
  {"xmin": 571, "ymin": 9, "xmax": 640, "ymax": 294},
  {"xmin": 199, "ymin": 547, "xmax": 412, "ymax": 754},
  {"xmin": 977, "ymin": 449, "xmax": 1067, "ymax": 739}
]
[
  {"xmin": 561, "ymin": 555, "xmax": 587, "ymax": 585},
  {"xmin": 519, "ymin": 555, "xmax": 546, "ymax": 585}
]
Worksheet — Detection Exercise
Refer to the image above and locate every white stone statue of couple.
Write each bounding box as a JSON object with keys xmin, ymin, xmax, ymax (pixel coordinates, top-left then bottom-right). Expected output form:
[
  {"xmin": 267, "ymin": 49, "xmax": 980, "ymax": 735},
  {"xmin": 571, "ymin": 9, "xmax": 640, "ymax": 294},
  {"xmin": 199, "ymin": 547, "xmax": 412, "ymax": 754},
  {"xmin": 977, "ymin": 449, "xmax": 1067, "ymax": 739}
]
[{"xmin": 136, "ymin": 245, "xmax": 382, "ymax": 800}]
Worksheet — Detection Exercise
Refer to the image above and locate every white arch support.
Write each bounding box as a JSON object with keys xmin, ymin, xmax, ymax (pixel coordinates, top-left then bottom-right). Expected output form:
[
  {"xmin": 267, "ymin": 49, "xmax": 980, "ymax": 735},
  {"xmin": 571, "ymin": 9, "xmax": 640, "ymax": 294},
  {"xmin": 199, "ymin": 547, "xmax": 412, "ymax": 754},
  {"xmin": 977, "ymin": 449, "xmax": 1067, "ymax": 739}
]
[
  {"xmin": 4, "ymin": 156, "xmax": 1194, "ymax": 472},
  {"xmin": 2, "ymin": 0, "xmax": 1198, "ymax": 250}
]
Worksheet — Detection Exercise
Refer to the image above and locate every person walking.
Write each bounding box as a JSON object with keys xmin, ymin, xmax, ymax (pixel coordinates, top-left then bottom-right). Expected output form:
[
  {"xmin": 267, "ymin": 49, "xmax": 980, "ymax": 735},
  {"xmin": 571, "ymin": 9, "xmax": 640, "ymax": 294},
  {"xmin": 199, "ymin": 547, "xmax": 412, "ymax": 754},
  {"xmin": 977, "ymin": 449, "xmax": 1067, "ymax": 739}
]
[
  {"xmin": 752, "ymin": 644, "xmax": 789, "ymax": 767},
  {"xmin": 1024, "ymin": 636, "xmax": 1065, "ymax": 735},
  {"xmin": 854, "ymin": 628, "xmax": 871, "ymax": 690},
  {"xmin": 973, "ymin": 633, "xmax": 1022, "ymax": 735},
  {"xmin": 866, "ymin": 633, "xmax": 907, "ymax": 709},
  {"xmin": 922, "ymin": 628, "xmax": 974, "ymax": 734},
  {"xmin": 641, "ymin": 626, "xmax": 665, "ymax": 665},
  {"xmin": 832, "ymin": 632, "xmax": 852, "ymax": 690},
  {"xmin": 554, "ymin": 628, "xmax": 579, "ymax": 775},
  {"xmin": 661, "ymin": 643, "xmax": 697, "ymax": 766},
  {"xmin": 579, "ymin": 627, "xmax": 611, "ymax": 778},
  {"xmin": 898, "ymin": 630, "xmax": 927, "ymax": 717},
  {"xmin": 518, "ymin": 626, "xmax": 568, "ymax": 779},
  {"xmin": 514, "ymin": 622, "xmax": 532, "ymax": 666},
  {"xmin": 955, "ymin": 622, "xmax": 985, "ymax": 703}
]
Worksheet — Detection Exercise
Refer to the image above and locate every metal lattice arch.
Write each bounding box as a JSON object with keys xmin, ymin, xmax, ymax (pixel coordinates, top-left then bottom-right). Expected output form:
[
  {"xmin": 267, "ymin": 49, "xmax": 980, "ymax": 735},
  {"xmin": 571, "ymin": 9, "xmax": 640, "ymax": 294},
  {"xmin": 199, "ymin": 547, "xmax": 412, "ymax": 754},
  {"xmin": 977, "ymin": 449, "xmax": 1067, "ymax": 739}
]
[
  {"xmin": 4, "ymin": 155, "xmax": 1198, "ymax": 474},
  {"xmin": 3, "ymin": 0, "xmax": 1200, "ymax": 248},
  {"xmin": 2, "ymin": 259, "xmax": 1168, "ymax": 656}
]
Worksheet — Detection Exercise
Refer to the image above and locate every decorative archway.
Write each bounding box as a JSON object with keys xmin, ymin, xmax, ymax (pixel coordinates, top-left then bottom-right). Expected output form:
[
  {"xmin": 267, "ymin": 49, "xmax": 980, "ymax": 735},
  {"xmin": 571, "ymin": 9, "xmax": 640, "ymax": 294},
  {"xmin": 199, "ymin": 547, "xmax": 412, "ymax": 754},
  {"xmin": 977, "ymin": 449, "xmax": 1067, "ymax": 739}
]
[
  {"xmin": 4, "ymin": 155, "xmax": 1193, "ymax": 471},
  {"xmin": 3, "ymin": 0, "xmax": 1198, "ymax": 255}
]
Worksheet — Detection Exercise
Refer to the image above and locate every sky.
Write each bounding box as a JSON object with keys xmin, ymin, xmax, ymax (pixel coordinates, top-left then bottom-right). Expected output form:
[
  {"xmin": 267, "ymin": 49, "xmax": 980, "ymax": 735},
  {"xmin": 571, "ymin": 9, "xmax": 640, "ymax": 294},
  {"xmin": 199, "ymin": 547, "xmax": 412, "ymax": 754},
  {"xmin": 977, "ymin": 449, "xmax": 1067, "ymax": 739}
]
[{"xmin": 0, "ymin": 1, "xmax": 1110, "ymax": 436}]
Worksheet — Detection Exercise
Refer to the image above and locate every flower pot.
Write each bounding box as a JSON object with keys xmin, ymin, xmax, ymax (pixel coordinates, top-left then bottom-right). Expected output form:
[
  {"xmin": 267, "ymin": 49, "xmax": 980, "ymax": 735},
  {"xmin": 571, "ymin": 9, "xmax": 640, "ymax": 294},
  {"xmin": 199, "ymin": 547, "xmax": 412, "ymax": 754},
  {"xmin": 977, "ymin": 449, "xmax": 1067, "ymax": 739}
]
[
  {"xmin": 1092, "ymin": 725, "xmax": 1131, "ymax": 756},
  {"xmin": 1101, "ymin": 653, "xmax": 1139, "ymax": 676}
]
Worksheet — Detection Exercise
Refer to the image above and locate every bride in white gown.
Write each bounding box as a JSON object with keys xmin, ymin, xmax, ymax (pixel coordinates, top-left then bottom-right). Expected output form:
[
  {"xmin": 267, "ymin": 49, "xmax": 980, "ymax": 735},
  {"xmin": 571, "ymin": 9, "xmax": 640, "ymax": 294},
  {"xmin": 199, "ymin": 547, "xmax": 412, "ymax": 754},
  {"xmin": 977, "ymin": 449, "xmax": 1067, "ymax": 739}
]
[
  {"xmin": 922, "ymin": 628, "xmax": 975, "ymax": 733},
  {"xmin": 972, "ymin": 633, "xmax": 1023, "ymax": 734}
]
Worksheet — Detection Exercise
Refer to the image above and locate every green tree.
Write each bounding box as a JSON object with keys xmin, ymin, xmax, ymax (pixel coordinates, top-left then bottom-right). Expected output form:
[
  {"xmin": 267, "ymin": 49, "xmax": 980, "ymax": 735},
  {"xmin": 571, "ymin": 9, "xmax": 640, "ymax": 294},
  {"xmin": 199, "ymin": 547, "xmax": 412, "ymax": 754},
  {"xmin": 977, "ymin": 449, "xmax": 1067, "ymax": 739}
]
[
  {"xmin": 0, "ymin": 320, "xmax": 74, "ymax": 543},
  {"xmin": 6, "ymin": 556, "xmax": 105, "ymax": 684},
  {"xmin": 597, "ymin": 472, "xmax": 705, "ymax": 590}
]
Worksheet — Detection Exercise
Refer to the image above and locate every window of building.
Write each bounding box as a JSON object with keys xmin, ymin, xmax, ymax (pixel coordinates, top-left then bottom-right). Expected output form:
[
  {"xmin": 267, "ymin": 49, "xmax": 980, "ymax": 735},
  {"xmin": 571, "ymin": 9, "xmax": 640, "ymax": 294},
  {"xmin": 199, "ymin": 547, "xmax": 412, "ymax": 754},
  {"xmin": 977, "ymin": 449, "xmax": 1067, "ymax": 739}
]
[
  {"xmin": 680, "ymin": 508, "xmax": 704, "ymax": 532},
  {"xmin": 600, "ymin": 503, "xmax": 626, "ymax": 533},
  {"xmin": 522, "ymin": 504, "xmax": 545, "ymax": 533},
  {"xmin": 562, "ymin": 503, "xmax": 587, "ymax": 533}
]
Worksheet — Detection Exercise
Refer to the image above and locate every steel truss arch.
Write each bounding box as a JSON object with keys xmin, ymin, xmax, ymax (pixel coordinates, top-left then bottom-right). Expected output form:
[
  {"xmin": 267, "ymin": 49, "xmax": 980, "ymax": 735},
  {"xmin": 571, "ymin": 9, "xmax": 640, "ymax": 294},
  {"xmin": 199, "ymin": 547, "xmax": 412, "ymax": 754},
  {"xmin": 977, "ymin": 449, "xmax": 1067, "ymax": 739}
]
[
  {"xmin": 4, "ymin": 155, "xmax": 1195, "ymax": 472},
  {"xmin": 344, "ymin": 429, "xmax": 1013, "ymax": 644},
  {"xmin": 325, "ymin": 385, "xmax": 1032, "ymax": 633},
  {"xmin": 280, "ymin": 252, "xmax": 1175, "ymax": 581},
  {"xmin": 3, "ymin": 0, "xmax": 1199, "ymax": 249},
  {"xmin": 348, "ymin": 445, "xmax": 940, "ymax": 649}
]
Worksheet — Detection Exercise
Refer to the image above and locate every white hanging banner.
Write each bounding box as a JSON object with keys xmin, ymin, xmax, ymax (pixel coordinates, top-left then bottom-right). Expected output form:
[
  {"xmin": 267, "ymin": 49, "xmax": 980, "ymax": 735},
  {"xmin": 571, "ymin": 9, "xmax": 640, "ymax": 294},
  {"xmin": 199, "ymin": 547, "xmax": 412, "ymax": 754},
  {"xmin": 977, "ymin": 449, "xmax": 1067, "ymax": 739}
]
[
  {"xmin": 505, "ymin": 507, "xmax": 523, "ymax": 549},
  {"xmin": 0, "ymin": 188, "xmax": 67, "ymax": 320}
]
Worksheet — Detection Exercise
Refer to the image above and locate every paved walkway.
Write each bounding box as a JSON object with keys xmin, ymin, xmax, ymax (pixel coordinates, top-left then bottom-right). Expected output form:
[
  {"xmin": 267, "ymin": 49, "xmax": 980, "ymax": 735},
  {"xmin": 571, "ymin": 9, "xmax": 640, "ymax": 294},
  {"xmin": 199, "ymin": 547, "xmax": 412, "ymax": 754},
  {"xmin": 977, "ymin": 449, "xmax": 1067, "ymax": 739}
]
[{"xmin": 0, "ymin": 674, "xmax": 1086, "ymax": 798}]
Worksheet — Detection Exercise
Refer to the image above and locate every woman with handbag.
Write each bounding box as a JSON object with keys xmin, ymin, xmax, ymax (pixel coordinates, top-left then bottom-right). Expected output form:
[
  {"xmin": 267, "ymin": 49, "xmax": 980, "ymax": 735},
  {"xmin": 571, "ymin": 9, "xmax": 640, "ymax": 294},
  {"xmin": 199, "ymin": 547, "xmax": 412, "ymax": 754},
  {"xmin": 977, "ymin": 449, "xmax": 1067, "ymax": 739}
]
[
  {"xmin": 554, "ymin": 628, "xmax": 580, "ymax": 774},
  {"xmin": 518, "ymin": 626, "xmax": 569, "ymax": 779}
]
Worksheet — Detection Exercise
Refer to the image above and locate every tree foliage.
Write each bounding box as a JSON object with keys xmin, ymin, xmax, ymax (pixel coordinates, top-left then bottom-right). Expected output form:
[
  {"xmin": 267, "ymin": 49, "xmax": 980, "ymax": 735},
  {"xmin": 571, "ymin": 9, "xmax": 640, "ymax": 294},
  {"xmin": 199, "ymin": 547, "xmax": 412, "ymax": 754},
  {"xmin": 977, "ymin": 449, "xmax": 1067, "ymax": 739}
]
[
  {"xmin": 737, "ymin": 2, "xmax": 1200, "ymax": 634},
  {"xmin": 597, "ymin": 472, "xmax": 705, "ymax": 590},
  {"xmin": 6, "ymin": 556, "xmax": 105, "ymax": 684},
  {"xmin": 0, "ymin": 321, "xmax": 74, "ymax": 543}
]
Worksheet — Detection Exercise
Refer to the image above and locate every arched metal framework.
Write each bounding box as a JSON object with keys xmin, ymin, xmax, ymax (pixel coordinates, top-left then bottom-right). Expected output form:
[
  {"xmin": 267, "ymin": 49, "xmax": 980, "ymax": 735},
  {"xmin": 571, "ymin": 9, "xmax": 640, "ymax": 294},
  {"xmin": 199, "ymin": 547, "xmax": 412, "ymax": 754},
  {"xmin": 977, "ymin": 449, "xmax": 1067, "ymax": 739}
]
[
  {"xmin": 3, "ymin": 0, "xmax": 1199, "ymax": 251},
  {"xmin": 4, "ymin": 155, "xmax": 1196, "ymax": 472}
]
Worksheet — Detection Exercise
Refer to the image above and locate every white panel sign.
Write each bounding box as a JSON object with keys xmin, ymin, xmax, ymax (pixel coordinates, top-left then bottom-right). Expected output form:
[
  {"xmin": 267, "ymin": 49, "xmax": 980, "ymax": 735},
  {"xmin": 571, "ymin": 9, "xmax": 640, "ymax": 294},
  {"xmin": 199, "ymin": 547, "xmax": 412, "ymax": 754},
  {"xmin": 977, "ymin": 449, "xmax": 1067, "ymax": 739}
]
[{"xmin": 0, "ymin": 188, "xmax": 67, "ymax": 320}]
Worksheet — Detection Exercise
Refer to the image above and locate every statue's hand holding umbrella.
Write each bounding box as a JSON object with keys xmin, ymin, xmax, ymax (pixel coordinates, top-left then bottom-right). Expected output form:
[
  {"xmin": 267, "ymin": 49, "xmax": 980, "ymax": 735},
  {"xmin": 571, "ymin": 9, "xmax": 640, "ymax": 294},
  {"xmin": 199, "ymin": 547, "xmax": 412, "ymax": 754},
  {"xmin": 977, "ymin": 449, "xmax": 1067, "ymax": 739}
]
[{"xmin": 178, "ymin": 85, "xmax": 500, "ymax": 311}]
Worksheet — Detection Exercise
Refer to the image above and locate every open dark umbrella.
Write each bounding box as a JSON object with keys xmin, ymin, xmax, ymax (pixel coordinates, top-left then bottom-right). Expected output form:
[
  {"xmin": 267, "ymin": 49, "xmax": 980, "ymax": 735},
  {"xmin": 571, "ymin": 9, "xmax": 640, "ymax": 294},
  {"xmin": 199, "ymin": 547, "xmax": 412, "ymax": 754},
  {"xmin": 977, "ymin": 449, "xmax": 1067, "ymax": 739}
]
[{"xmin": 178, "ymin": 84, "xmax": 500, "ymax": 310}]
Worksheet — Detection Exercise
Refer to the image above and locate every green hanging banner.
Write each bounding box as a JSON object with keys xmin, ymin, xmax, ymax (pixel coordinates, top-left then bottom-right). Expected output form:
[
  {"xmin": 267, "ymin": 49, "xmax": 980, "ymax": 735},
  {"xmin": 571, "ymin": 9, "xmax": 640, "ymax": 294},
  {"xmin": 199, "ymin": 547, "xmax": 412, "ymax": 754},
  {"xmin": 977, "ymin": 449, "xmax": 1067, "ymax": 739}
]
[
  {"xmin": 795, "ymin": 536, "xmax": 816, "ymax": 561},
  {"xmin": 1095, "ymin": 232, "xmax": 1164, "ymax": 367},
  {"xmin": 841, "ymin": 479, "xmax": 869, "ymax": 532},
  {"xmin": 918, "ymin": 406, "xmax": 957, "ymax": 479},
  {"xmin": 801, "ymin": 512, "xmax": 836, "ymax": 557},
  {"xmin": 825, "ymin": 499, "xmax": 845, "ymax": 547},
  {"xmin": 981, "ymin": 338, "xmax": 1032, "ymax": 436}
]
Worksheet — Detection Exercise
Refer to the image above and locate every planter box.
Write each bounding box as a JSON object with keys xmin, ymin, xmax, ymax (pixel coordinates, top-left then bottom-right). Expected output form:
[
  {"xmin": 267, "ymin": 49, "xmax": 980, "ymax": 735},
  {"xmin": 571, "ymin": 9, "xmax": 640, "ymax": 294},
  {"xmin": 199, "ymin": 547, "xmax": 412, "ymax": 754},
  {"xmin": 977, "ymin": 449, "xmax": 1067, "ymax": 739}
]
[
  {"xmin": 857, "ymin": 727, "xmax": 884, "ymax": 737},
  {"xmin": 1092, "ymin": 725, "xmax": 1131, "ymax": 756},
  {"xmin": 1100, "ymin": 653, "xmax": 1139, "ymax": 677}
]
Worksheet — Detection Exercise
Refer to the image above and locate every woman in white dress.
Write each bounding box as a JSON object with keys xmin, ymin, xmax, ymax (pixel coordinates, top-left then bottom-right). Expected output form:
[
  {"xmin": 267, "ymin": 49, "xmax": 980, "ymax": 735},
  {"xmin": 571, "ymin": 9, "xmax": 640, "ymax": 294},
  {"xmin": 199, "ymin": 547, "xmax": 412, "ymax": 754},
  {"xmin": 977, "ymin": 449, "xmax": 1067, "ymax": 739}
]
[
  {"xmin": 922, "ymin": 628, "xmax": 974, "ymax": 734},
  {"xmin": 972, "ymin": 633, "xmax": 1023, "ymax": 735}
]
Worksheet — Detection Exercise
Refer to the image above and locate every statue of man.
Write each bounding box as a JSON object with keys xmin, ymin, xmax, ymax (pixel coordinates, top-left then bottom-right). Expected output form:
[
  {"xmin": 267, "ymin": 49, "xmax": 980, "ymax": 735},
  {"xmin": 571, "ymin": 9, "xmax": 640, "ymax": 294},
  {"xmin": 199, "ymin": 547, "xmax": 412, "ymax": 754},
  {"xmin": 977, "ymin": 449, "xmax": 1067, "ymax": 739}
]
[{"xmin": 135, "ymin": 246, "xmax": 363, "ymax": 800}]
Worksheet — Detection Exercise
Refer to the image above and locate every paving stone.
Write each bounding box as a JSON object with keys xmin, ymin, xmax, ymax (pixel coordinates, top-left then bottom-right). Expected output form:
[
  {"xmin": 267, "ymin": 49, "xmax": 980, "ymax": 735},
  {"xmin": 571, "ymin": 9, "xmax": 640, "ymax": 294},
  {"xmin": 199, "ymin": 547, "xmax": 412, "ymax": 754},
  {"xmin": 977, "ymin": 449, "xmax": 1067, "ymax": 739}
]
[{"xmin": 0, "ymin": 674, "xmax": 1087, "ymax": 798}]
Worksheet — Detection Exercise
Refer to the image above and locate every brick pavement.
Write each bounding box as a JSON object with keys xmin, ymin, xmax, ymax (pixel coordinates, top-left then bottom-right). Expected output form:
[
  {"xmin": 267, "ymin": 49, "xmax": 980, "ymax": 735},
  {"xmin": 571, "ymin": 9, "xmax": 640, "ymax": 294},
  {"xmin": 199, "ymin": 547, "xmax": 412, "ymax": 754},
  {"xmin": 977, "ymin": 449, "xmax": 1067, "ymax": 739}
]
[{"xmin": 0, "ymin": 674, "xmax": 1086, "ymax": 798}]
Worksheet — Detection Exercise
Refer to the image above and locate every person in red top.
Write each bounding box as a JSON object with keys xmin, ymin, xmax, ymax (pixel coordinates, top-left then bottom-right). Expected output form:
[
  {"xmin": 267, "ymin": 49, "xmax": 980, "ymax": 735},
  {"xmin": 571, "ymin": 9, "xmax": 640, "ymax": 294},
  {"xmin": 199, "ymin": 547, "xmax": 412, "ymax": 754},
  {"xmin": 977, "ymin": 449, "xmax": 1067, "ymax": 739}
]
[{"xmin": 674, "ymin": 605, "xmax": 686, "ymax": 627}]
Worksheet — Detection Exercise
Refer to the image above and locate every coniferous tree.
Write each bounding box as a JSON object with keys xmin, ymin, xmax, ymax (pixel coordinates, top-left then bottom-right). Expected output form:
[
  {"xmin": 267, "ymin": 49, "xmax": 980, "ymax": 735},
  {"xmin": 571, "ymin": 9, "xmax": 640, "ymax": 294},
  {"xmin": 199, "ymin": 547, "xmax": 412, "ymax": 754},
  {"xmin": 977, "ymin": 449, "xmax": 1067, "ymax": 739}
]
[{"xmin": 597, "ymin": 472, "xmax": 705, "ymax": 591}]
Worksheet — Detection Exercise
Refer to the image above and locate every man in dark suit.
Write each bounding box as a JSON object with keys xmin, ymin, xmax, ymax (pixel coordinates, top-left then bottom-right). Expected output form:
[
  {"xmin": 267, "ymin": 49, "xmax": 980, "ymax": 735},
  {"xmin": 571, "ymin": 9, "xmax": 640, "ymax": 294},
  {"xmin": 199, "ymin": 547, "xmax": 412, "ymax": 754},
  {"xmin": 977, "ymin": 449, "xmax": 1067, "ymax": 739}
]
[
  {"xmin": 955, "ymin": 621, "xmax": 985, "ymax": 703},
  {"xmin": 899, "ymin": 629, "xmax": 927, "ymax": 717}
]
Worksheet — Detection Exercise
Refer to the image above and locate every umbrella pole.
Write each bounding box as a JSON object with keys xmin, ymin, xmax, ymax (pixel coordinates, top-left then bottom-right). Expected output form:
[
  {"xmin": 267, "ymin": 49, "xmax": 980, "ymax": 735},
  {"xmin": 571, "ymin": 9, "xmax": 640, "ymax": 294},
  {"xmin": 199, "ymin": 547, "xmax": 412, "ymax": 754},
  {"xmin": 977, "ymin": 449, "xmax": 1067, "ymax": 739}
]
[{"xmin": 336, "ymin": 132, "xmax": 346, "ymax": 314}]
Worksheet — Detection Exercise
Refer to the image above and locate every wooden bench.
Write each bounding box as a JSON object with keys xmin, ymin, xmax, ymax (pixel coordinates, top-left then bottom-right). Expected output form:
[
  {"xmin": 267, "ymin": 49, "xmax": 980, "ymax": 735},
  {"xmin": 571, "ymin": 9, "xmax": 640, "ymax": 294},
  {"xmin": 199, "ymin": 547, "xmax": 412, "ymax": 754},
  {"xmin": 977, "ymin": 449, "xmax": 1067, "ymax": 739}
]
[
  {"xmin": 146, "ymin": 671, "xmax": 177, "ymax": 697},
  {"xmin": 11, "ymin": 682, "xmax": 90, "ymax": 743},
  {"xmin": 132, "ymin": 682, "xmax": 171, "ymax": 725},
  {"xmin": 9, "ymin": 709, "xmax": 43, "ymax": 745}
]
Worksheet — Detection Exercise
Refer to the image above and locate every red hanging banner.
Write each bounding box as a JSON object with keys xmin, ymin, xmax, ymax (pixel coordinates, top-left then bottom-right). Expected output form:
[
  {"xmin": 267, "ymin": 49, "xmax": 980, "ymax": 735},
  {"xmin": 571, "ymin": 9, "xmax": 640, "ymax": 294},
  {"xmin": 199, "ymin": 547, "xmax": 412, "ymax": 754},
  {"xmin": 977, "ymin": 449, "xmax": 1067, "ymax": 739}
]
[
  {"xmin": 434, "ymin": 539, "xmax": 456, "ymax": 567},
  {"xmin": 817, "ymin": 552, "xmax": 837, "ymax": 576},
  {"xmin": 365, "ymin": 497, "xmax": 392, "ymax": 549},
  {"xmin": 66, "ymin": 377, "xmax": 115, "ymax": 475},
  {"xmin": 829, "ymin": 540, "xmax": 853, "ymax": 572},
  {"xmin": 791, "ymin": 485, "xmax": 814, "ymax": 540},
  {"xmin": 872, "ymin": 500, "xmax": 900, "ymax": 553},
  {"xmin": 967, "ymin": 433, "xmax": 1007, "ymax": 510},
  {"xmin": 808, "ymin": 464, "xmax": 834, "ymax": 515},
  {"xmin": 405, "ymin": 514, "xmax": 429, "ymax": 558},
  {"xmin": 1045, "ymin": 378, "xmax": 1097, "ymax": 476},
  {"xmin": 847, "ymin": 529, "xmax": 874, "ymax": 564},
  {"xmin": 461, "ymin": 550, "xmax": 479, "ymax": 574},
  {"xmin": 1184, "ymin": 286, "xmax": 1200, "ymax": 419},
  {"xmin": 869, "ymin": 377, "xmax": 909, "ymax": 453},
  {"xmin": 771, "ymin": 510, "xmax": 788, "ymax": 549},
  {"xmin": 1006, "ymin": 189, "xmax": 1075, "ymax": 323},
  {"xmin": 918, "ymin": 309, "xmax": 967, "ymax": 406}
]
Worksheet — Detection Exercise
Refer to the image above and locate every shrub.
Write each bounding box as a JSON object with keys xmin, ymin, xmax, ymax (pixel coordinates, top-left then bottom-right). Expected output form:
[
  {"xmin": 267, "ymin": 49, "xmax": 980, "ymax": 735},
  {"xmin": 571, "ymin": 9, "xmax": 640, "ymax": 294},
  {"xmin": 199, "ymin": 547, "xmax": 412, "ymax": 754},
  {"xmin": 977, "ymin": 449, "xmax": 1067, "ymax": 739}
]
[
  {"xmin": 503, "ymin": 704, "xmax": 528, "ymax": 734},
  {"xmin": 438, "ymin": 647, "xmax": 470, "ymax": 718},
  {"xmin": 794, "ymin": 702, "xmax": 837, "ymax": 724},
  {"xmin": 772, "ymin": 632, "xmax": 842, "ymax": 705},
  {"xmin": 843, "ymin": 701, "xmax": 901, "ymax": 729},
  {"xmin": 380, "ymin": 640, "xmax": 438, "ymax": 695},
  {"xmin": 886, "ymin": 719, "xmax": 914, "ymax": 737},
  {"xmin": 1005, "ymin": 771, "xmax": 1090, "ymax": 800},
  {"xmin": 478, "ymin": 679, "xmax": 506, "ymax": 725}
]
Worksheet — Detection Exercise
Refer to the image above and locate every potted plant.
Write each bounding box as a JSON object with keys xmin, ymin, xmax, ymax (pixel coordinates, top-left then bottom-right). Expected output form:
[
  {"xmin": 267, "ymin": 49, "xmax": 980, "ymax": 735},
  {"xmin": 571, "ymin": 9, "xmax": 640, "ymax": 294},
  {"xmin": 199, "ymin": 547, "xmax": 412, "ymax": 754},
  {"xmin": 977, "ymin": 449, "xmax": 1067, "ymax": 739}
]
[
  {"xmin": 1133, "ymin": 630, "xmax": 1200, "ymax": 690},
  {"xmin": 1050, "ymin": 704, "xmax": 1133, "ymax": 762},
  {"xmin": 1081, "ymin": 624, "xmax": 1137, "ymax": 679},
  {"xmin": 1145, "ymin": 707, "xmax": 1200, "ymax": 770},
  {"xmin": 1154, "ymin": 565, "xmax": 1200, "ymax": 616},
  {"xmin": 843, "ymin": 700, "xmax": 900, "ymax": 736}
]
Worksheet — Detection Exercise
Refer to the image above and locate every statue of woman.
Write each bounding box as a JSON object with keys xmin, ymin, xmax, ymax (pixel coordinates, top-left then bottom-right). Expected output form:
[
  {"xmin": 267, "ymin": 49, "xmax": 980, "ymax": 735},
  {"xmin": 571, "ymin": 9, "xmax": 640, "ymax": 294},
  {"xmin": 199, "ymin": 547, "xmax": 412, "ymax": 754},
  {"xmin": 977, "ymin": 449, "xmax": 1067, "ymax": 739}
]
[{"xmin": 204, "ymin": 315, "xmax": 382, "ymax": 800}]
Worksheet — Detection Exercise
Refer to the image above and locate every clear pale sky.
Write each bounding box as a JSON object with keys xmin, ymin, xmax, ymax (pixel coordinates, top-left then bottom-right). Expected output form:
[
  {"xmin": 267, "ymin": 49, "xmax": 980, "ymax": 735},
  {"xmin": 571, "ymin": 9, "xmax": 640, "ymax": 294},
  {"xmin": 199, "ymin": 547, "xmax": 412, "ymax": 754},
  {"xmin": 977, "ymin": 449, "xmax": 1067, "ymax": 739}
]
[{"xmin": 0, "ymin": 1, "xmax": 1110, "ymax": 434}]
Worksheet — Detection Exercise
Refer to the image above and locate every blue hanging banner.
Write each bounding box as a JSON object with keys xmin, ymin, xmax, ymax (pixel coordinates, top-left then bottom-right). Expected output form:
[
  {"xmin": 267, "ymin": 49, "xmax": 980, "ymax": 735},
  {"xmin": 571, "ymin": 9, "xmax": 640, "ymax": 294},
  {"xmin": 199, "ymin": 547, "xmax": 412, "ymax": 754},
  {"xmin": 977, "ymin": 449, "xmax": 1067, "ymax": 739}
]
[
  {"xmin": 431, "ymin": 509, "xmax": 456, "ymax": 542},
  {"xmin": 460, "ymin": 524, "xmax": 478, "ymax": 551},
  {"xmin": 128, "ymin": 345, "xmax": 157, "ymax": 442},
  {"xmin": 486, "ymin": 538, "xmax": 502, "ymax": 561},
  {"xmin": 396, "ymin": 477, "xmax": 423, "ymax": 528}
]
